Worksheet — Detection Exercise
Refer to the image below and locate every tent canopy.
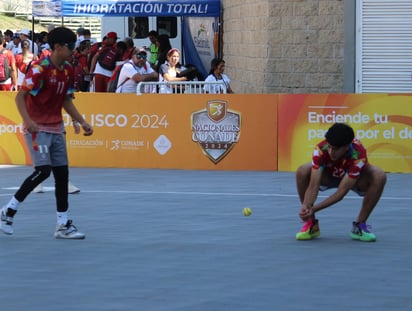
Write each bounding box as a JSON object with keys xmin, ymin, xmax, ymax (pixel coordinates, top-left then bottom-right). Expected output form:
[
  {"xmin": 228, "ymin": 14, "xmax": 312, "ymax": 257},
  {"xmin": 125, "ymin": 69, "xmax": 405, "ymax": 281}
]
[{"xmin": 33, "ymin": 0, "xmax": 221, "ymax": 17}]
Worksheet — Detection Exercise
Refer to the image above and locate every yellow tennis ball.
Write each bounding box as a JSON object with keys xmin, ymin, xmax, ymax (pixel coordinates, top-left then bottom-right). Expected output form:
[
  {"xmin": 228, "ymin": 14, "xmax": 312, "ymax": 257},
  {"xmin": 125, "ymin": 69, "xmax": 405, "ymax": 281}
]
[{"xmin": 243, "ymin": 207, "xmax": 252, "ymax": 216}]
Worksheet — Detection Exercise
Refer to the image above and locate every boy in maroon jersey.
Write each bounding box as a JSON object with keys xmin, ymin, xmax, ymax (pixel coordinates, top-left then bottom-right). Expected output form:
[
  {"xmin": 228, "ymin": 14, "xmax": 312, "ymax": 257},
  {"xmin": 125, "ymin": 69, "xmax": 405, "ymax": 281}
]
[
  {"xmin": 295, "ymin": 123, "xmax": 386, "ymax": 242},
  {"xmin": 1, "ymin": 27, "xmax": 93, "ymax": 239}
]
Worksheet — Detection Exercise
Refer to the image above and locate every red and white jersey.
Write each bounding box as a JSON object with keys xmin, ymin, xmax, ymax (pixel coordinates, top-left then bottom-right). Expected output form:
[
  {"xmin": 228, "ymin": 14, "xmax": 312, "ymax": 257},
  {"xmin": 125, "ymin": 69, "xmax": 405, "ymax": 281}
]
[
  {"xmin": 312, "ymin": 139, "xmax": 368, "ymax": 179},
  {"xmin": 22, "ymin": 56, "xmax": 75, "ymax": 133}
]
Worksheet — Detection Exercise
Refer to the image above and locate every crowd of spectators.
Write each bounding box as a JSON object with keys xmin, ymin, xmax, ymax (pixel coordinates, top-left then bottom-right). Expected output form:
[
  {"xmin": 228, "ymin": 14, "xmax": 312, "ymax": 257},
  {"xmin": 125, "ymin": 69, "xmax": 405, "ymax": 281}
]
[{"xmin": 1, "ymin": 26, "xmax": 232, "ymax": 94}]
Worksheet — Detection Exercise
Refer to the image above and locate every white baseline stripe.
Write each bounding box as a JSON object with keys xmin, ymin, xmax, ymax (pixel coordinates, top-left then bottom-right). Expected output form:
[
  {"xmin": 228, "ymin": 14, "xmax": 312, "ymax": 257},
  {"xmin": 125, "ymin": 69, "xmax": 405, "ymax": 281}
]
[
  {"xmin": 82, "ymin": 190, "xmax": 411, "ymax": 200},
  {"xmin": 1, "ymin": 189, "xmax": 411, "ymax": 200}
]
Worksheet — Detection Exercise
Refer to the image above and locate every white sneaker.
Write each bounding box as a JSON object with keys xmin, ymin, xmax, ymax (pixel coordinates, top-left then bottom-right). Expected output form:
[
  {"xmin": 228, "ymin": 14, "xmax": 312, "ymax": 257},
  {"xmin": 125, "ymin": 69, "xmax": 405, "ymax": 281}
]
[
  {"xmin": 33, "ymin": 183, "xmax": 44, "ymax": 193},
  {"xmin": 1, "ymin": 206, "xmax": 16, "ymax": 235},
  {"xmin": 68, "ymin": 181, "xmax": 80, "ymax": 194},
  {"xmin": 54, "ymin": 220, "xmax": 85, "ymax": 239}
]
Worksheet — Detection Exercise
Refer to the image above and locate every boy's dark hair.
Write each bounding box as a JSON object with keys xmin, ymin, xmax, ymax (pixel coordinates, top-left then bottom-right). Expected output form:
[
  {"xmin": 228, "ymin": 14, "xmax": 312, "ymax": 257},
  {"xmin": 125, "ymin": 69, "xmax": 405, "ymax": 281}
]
[
  {"xmin": 47, "ymin": 27, "xmax": 76, "ymax": 50},
  {"xmin": 325, "ymin": 123, "xmax": 355, "ymax": 147}
]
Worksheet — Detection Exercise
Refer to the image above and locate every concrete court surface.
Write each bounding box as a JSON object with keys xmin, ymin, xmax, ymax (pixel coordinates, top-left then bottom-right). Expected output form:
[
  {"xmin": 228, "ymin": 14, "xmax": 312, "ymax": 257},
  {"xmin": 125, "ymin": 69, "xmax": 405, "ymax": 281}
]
[{"xmin": 0, "ymin": 165, "xmax": 411, "ymax": 311}]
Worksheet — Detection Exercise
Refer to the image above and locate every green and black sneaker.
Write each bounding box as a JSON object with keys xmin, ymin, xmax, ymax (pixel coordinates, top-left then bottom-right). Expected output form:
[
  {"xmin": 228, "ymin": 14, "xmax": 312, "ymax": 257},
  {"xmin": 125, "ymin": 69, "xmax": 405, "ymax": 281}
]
[{"xmin": 350, "ymin": 221, "xmax": 376, "ymax": 242}]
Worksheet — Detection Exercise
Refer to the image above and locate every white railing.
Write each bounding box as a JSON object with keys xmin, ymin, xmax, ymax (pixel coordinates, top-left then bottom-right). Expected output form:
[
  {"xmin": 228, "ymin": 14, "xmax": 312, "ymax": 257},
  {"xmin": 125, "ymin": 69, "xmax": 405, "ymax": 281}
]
[{"xmin": 136, "ymin": 81, "xmax": 227, "ymax": 95}]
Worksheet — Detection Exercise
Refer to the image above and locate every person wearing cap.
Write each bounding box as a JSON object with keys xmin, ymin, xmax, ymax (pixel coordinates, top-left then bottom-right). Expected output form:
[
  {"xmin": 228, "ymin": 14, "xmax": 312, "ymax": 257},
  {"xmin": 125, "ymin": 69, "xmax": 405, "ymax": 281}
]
[
  {"xmin": 90, "ymin": 31, "xmax": 121, "ymax": 92},
  {"xmin": 19, "ymin": 29, "xmax": 39, "ymax": 57},
  {"xmin": 295, "ymin": 123, "xmax": 387, "ymax": 242},
  {"xmin": 1, "ymin": 27, "xmax": 93, "ymax": 239},
  {"xmin": 116, "ymin": 48, "xmax": 158, "ymax": 93},
  {"xmin": 104, "ymin": 31, "xmax": 117, "ymax": 42}
]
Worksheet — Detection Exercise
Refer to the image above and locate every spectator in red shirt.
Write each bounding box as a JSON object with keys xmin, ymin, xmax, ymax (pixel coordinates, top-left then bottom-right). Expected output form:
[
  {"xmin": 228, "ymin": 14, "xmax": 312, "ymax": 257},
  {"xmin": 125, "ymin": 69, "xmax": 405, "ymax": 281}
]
[
  {"xmin": 73, "ymin": 40, "xmax": 91, "ymax": 92},
  {"xmin": 90, "ymin": 32, "xmax": 123, "ymax": 92},
  {"xmin": 295, "ymin": 123, "xmax": 386, "ymax": 242},
  {"xmin": 0, "ymin": 47, "xmax": 18, "ymax": 91}
]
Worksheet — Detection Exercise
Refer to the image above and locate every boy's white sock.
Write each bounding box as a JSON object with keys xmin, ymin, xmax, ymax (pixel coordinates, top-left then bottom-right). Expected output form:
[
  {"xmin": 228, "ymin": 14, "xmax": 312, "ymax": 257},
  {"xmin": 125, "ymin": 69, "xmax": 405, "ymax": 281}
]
[
  {"xmin": 56, "ymin": 212, "xmax": 68, "ymax": 226},
  {"xmin": 6, "ymin": 196, "xmax": 20, "ymax": 211}
]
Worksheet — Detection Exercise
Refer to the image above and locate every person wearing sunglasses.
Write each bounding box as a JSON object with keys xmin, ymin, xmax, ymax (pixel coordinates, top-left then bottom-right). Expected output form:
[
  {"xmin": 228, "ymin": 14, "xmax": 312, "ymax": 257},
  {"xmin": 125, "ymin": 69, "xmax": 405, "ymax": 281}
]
[
  {"xmin": 1, "ymin": 27, "xmax": 93, "ymax": 239},
  {"xmin": 115, "ymin": 48, "xmax": 158, "ymax": 93}
]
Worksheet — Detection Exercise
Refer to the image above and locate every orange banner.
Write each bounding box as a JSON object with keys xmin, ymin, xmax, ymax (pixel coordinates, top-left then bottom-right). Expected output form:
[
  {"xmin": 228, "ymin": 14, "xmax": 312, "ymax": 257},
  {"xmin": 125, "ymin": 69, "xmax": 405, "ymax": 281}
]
[
  {"xmin": 278, "ymin": 94, "xmax": 412, "ymax": 173},
  {"xmin": 0, "ymin": 92, "xmax": 278, "ymax": 171},
  {"xmin": 2, "ymin": 92, "xmax": 411, "ymax": 172},
  {"xmin": 68, "ymin": 94, "xmax": 278, "ymax": 170}
]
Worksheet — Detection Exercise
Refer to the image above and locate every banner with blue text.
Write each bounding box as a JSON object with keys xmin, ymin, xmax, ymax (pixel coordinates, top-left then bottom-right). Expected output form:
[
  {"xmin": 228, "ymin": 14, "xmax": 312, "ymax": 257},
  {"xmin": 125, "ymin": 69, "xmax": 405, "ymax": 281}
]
[{"xmin": 60, "ymin": 0, "xmax": 221, "ymax": 17}]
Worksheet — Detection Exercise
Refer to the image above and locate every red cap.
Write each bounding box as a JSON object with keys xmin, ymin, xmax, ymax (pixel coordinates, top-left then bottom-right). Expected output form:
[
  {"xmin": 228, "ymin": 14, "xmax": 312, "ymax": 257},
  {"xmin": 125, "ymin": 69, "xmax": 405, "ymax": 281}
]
[{"xmin": 106, "ymin": 32, "xmax": 118, "ymax": 40}]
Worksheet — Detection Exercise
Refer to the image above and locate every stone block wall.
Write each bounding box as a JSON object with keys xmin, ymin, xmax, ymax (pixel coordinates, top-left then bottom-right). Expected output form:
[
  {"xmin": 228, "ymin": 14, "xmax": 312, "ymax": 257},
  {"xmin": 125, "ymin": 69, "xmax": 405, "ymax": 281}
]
[{"xmin": 222, "ymin": 0, "xmax": 344, "ymax": 93}]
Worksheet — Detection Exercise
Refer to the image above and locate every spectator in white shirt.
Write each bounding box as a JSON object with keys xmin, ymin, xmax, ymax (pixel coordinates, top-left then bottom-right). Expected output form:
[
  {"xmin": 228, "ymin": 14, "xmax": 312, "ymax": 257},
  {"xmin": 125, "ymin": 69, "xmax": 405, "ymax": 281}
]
[
  {"xmin": 204, "ymin": 58, "xmax": 234, "ymax": 94},
  {"xmin": 117, "ymin": 48, "xmax": 158, "ymax": 93}
]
